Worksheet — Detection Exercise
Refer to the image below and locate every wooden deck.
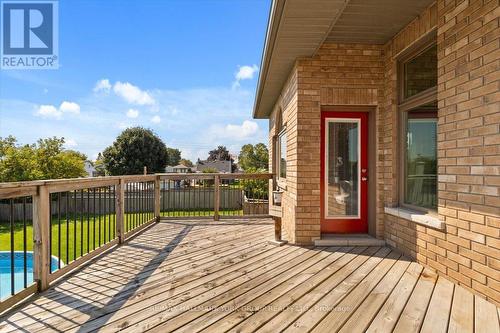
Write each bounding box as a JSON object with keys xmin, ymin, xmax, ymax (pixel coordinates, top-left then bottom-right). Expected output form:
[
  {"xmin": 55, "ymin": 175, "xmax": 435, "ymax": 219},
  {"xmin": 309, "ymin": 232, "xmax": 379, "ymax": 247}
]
[{"xmin": 1, "ymin": 218, "xmax": 499, "ymax": 333}]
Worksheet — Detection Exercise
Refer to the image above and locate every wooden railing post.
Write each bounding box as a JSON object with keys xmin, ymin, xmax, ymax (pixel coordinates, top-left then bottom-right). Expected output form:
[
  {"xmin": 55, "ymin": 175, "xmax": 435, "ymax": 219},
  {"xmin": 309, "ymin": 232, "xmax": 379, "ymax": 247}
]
[
  {"xmin": 214, "ymin": 175, "xmax": 220, "ymax": 221},
  {"xmin": 116, "ymin": 178, "xmax": 125, "ymax": 244},
  {"xmin": 154, "ymin": 175, "xmax": 161, "ymax": 222},
  {"xmin": 274, "ymin": 216, "xmax": 282, "ymax": 241},
  {"xmin": 33, "ymin": 185, "xmax": 50, "ymax": 291}
]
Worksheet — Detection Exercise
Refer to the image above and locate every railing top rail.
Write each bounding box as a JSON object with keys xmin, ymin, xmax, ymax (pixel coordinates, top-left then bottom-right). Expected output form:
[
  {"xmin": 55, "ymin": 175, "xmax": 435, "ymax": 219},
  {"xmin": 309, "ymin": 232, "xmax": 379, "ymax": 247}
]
[
  {"xmin": 157, "ymin": 172, "xmax": 273, "ymax": 180},
  {"xmin": 0, "ymin": 172, "xmax": 274, "ymax": 198}
]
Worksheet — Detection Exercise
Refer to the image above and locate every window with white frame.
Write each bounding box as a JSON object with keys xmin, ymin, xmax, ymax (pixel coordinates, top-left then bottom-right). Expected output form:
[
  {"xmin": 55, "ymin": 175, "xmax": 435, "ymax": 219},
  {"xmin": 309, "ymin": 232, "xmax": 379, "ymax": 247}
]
[
  {"xmin": 274, "ymin": 110, "xmax": 287, "ymax": 185},
  {"xmin": 278, "ymin": 128, "xmax": 287, "ymax": 179},
  {"xmin": 399, "ymin": 40, "xmax": 437, "ymax": 212}
]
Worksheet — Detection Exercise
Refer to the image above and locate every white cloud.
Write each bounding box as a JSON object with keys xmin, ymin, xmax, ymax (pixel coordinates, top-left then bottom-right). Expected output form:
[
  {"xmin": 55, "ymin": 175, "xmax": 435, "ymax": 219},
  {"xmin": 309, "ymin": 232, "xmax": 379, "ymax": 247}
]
[
  {"xmin": 210, "ymin": 120, "xmax": 259, "ymax": 140},
  {"xmin": 36, "ymin": 105, "xmax": 62, "ymax": 119},
  {"xmin": 235, "ymin": 65, "xmax": 259, "ymax": 80},
  {"xmin": 93, "ymin": 79, "xmax": 111, "ymax": 93},
  {"xmin": 64, "ymin": 138, "xmax": 78, "ymax": 148},
  {"xmin": 59, "ymin": 101, "xmax": 80, "ymax": 114},
  {"xmin": 151, "ymin": 115, "xmax": 161, "ymax": 124},
  {"xmin": 35, "ymin": 101, "xmax": 81, "ymax": 119},
  {"xmin": 113, "ymin": 81, "xmax": 155, "ymax": 105},
  {"xmin": 225, "ymin": 120, "xmax": 259, "ymax": 138},
  {"xmin": 233, "ymin": 65, "xmax": 258, "ymax": 88},
  {"xmin": 126, "ymin": 108, "xmax": 139, "ymax": 118}
]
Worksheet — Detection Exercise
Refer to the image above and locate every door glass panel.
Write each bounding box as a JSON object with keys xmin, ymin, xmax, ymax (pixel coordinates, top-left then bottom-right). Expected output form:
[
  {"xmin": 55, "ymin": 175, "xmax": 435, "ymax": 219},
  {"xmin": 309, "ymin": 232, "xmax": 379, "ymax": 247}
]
[{"xmin": 326, "ymin": 121, "xmax": 359, "ymax": 217}]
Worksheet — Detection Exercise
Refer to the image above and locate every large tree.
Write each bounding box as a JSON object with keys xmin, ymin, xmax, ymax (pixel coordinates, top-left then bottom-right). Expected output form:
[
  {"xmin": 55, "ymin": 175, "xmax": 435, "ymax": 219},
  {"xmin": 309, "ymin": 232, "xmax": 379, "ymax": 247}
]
[
  {"xmin": 238, "ymin": 143, "xmax": 269, "ymax": 171},
  {"xmin": 0, "ymin": 136, "xmax": 87, "ymax": 182},
  {"xmin": 103, "ymin": 127, "xmax": 168, "ymax": 175},
  {"xmin": 166, "ymin": 148, "xmax": 181, "ymax": 166},
  {"xmin": 207, "ymin": 145, "xmax": 232, "ymax": 162}
]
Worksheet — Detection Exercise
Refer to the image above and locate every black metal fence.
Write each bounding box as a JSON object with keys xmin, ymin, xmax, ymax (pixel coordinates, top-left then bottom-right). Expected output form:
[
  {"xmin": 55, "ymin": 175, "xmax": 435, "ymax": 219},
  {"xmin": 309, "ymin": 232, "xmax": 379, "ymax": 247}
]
[
  {"xmin": 124, "ymin": 181, "xmax": 155, "ymax": 233},
  {"xmin": 49, "ymin": 187, "xmax": 117, "ymax": 273}
]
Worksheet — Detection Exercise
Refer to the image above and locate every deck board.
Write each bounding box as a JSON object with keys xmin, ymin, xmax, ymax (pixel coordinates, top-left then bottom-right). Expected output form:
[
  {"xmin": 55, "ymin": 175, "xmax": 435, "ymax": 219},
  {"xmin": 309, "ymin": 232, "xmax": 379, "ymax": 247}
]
[{"xmin": 0, "ymin": 218, "xmax": 498, "ymax": 332}]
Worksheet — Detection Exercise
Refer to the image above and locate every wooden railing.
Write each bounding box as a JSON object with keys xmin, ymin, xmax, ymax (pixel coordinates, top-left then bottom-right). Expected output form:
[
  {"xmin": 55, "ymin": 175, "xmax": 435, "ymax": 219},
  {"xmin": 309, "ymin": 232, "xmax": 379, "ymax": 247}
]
[{"xmin": 0, "ymin": 172, "xmax": 272, "ymax": 313}]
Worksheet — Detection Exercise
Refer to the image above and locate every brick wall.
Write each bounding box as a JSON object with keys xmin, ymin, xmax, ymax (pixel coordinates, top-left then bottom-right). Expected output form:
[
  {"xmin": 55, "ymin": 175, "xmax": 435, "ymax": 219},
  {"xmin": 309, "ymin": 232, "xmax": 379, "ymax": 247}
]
[
  {"xmin": 268, "ymin": 0, "xmax": 499, "ymax": 305},
  {"xmin": 269, "ymin": 66, "xmax": 298, "ymax": 243},
  {"xmin": 269, "ymin": 44, "xmax": 385, "ymax": 244},
  {"xmin": 383, "ymin": 0, "xmax": 499, "ymax": 305}
]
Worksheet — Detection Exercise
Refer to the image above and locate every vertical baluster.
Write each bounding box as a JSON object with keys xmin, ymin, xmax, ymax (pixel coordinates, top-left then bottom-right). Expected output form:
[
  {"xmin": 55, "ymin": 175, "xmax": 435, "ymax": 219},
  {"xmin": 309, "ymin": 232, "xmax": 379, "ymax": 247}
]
[
  {"xmin": 103, "ymin": 186, "xmax": 107, "ymax": 243},
  {"xmin": 87, "ymin": 189, "xmax": 90, "ymax": 254},
  {"xmin": 126, "ymin": 183, "xmax": 129, "ymax": 232},
  {"xmin": 73, "ymin": 190, "xmax": 77, "ymax": 261},
  {"xmin": 23, "ymin": 197, "xmax": 27, "ymax": 288},
  {"xmin": 98, "ymin": 187, "xmax": 102, "ymax": 246},
  {"xmin": 66, "ymin": 192, "xmax": 69, "ymax": 264},
  {"xmin": 112, "ymin": 185, "xmax": 116, "ymax": 239},
  {"xmin": 49, "ymin": 194, "xmax": 53, "ymax": 273},
  {"xmin": 163, "ymin": 180, "xmax": 166, "ymax": 218},
  {"xmin": 93, "ymin": 188, "xmax": 96, "ymax": 250},
  {"xmin": 58, "ymin": 192, "xmax": 61, "ymax": 269},
  {"xmin": 80, "ymin": 189, "xmax": 84, "ymax": 257},
  {"xmin": 132, "ymin": 183, "xmax": 136, "ymax": 229},
  {"xmin": 9, "ymin": 199, "xmax": 15, "ymax": 295}
]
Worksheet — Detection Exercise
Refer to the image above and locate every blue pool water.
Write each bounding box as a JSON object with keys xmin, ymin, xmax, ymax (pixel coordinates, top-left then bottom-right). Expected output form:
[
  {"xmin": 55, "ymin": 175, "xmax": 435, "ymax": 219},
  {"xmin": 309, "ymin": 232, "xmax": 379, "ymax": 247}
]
[{"xmin": 0, "ymin": 251, "xmax": 61, "ymax": 300}]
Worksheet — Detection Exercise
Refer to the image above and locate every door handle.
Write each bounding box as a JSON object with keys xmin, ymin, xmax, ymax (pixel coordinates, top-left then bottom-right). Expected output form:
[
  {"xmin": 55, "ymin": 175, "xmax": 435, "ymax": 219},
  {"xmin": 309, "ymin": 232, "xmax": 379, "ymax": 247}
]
[{"xmin": 361, "ymin": 177, "xmax": 368, "ymax": 181}]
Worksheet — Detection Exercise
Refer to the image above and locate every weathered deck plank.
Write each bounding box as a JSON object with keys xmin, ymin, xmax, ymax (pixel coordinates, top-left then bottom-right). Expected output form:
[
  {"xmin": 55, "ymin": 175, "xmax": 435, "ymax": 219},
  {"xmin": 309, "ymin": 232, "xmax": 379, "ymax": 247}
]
[{"xmin": 0, "ymin": 218, "xmax": 498, "ymax": 333}]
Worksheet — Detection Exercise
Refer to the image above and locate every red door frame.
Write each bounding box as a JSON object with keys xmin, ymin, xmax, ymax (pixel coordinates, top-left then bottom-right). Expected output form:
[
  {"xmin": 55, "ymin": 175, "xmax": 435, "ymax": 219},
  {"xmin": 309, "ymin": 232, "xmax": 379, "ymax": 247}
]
[{"xmin": 320, "ymin": 111, "xmax": 368, "ymax": 233}]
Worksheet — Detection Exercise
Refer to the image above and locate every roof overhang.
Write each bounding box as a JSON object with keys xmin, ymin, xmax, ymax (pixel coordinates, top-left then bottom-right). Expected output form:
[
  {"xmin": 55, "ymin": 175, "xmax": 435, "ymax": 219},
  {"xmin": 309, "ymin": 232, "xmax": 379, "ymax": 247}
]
[{"xmin": 253, "ymin": 0, "xmax": 435, "ymax": 119}]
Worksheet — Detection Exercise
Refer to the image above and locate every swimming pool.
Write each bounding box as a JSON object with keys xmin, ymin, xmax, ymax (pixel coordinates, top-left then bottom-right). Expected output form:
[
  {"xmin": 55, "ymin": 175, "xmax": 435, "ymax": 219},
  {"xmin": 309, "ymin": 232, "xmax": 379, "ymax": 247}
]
[{"xmin": 0, "ymin": 251, "xmax": 61, "ymax": 300}]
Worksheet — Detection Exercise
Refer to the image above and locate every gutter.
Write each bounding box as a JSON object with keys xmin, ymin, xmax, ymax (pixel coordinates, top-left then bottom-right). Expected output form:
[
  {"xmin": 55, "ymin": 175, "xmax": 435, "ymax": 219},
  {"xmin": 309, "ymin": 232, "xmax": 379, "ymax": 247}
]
[{"xmin": 252, "ymin": 0, "xmax": 286, "ymax": 119}]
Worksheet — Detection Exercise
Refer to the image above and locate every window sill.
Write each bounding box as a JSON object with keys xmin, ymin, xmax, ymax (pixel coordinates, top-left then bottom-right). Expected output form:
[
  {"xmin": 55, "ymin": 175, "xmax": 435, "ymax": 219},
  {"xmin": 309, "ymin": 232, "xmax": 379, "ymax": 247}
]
[{"xmin": 384, "ymin": 206, "xmax": 445, "ymax": 230}]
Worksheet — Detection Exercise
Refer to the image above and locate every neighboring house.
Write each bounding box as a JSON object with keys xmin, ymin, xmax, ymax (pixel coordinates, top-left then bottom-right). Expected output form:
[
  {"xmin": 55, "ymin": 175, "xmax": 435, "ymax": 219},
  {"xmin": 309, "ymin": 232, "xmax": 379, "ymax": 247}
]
[
  {"xmin": 84, "ymin": 161, "xmax": 97, "ymax": 177},
  {"xmin": 196, "ymin": 160, "xmax": 232, "ymax": 173},
  {"xmin": 165, "ymin": 166, "xmax": 175, "ymax": 173},
  {"xmin": 255, "ymin": 1, "xmax": 499, "ymax": 304},
  {"xmin": 172, "ymin": 164, "xmax": 191, "ymax": 173}
]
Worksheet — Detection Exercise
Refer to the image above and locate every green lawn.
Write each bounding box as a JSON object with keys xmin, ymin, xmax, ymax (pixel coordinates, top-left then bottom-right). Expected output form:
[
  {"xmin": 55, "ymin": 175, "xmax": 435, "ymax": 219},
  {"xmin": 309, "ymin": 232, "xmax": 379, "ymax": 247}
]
[
  {"xmin": 0, "ymin": 209, "xmax": 243, "ymax": 269},
  {"xmin": 0, "ymin": 212, "xmax": 153, "ymax": 268}
]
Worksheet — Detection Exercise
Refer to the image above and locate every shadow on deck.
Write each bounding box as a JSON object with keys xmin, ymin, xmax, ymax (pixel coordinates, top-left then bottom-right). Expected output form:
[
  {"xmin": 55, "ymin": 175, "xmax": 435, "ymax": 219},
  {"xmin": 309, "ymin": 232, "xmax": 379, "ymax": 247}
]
[{"xmin": 0, "ymin": 218, "xmax": 498, "ymax": 332}]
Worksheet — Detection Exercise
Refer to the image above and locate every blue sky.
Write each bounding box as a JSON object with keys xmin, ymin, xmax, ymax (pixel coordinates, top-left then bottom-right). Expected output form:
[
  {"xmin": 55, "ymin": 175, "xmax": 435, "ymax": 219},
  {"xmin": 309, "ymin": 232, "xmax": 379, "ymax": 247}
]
[{"xmin": 0, "ymin": 0, "xmax": 271, "ymax": 162}]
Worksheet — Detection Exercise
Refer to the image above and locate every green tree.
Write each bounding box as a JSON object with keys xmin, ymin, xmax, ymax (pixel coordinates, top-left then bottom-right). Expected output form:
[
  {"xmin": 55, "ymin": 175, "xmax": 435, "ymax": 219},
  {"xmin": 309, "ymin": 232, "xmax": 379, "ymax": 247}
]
[
  {"xmin": 239, "ymin": 143, "xmax": 269, "ymax": 171},
  {"xmin": 103, "ymin": 127, "xmax": 168, "ymax": 175},
  {"xmin": 240, "ymin": 167, "xmax": 268, "ymax": 199},
  {"xmin": 94, "ymin": 153, "xmax": 106, "ymax": 176},
  {"xmin": 0, "ymin": 136, "xmax": 87, "ymax": 182},
  {"xmin": 208, "ymin": 145, "xmax": 231, "ymax": 161},
  {"xmin": 166, "ymin": 148, "xmax": 181, "ymax": 166},
  {"xmin": 179, "ymin": 158, "xmax": 194, "ymax": 167}
]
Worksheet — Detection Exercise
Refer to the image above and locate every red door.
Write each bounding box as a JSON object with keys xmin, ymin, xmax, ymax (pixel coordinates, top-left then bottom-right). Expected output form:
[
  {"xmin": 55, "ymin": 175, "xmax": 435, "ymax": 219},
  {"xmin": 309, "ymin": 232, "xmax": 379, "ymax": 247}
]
[{"xmin": 321, "ymin": 112, "xmax": 368, "ymax": 233}]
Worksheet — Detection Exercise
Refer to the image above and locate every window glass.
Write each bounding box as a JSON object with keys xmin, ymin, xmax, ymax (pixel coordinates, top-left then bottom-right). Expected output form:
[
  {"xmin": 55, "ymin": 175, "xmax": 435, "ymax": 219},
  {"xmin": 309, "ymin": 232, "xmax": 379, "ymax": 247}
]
[
  {"xmin": 404, "ymin": 44, "xmax": 437, "ymax": 99},
  {"xmin": 279, "ymin": 131, "xmax": 287, "ymax": 179},
  {"xmin": 327, "ymin": 121, "xmax": 359, "ymax": 217},
  {"xmin": 404, "ymin": 104, "xmax": 437, "ymax": 209}
]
